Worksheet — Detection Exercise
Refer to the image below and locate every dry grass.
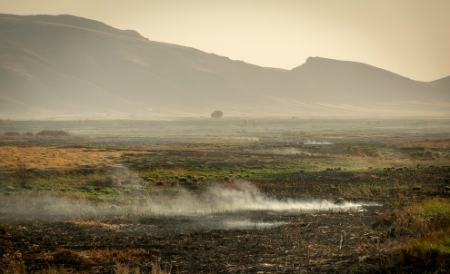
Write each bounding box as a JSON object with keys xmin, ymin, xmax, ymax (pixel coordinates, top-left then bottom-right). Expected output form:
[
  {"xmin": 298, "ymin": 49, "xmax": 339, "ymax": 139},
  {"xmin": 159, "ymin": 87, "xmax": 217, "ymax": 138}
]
[
  {"xmin": 150, "ymin": 256, "xmax": 172, "ymax": 274},
  {"xmin": 70, "ymin": 219, "xmax": 128, "ymax": 230},
  {"xmin": 81, "ymin": 249, "xmax": 149, "ymax": 264},
  {"xmin": 114, "ymin": 263, "xmax": 141, "ymax": 274},
  {"xmin": 2, "ymin": 251, "xmax": 26, "ymax": 274},
  {"xmin": 37, "ymin": 248, "xmax": 150, "ymax": 264},
  {"xmin": 0, "ymin": 146, "xmax": 124, "ymax": 170},
  {"xmin": 35, "ymin": 266, "xmax": 76, "ymax": 274},
  {"xmin": 113, "ymin": 261, "xmax": 172, "ymax": 274},
  {"xmin": 3, "ymin": 249, "xmax": 172, "ymax": 274},
  {"xmin": 3, "ymin": 248, "xmax": 159, "ymax": 274},
  {"xmin": 42, "ymin": 249, "xmax": 94, "ymax": 265}
]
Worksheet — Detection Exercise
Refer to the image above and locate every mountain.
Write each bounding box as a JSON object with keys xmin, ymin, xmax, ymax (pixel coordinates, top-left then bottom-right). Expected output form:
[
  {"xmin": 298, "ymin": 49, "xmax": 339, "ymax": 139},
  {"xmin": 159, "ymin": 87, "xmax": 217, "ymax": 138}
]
[
  {"xmin": 0, "ymin": 14, "xmax": 449, "ymax": 119},
  {"xmin": 431, "ymin": 76, "xmax": 450, "ymax": 91}
]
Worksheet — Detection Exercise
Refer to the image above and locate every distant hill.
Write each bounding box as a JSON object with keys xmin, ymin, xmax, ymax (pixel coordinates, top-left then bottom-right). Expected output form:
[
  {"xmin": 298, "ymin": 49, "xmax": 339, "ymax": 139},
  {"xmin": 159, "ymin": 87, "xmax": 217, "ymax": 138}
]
[
  {"xmin": 431, "ymin": 76, "xmax": 450, "ymax": 91},
  {"xmin": 0, "ymin": 14, "xmax": 448, "ymax": 119}
]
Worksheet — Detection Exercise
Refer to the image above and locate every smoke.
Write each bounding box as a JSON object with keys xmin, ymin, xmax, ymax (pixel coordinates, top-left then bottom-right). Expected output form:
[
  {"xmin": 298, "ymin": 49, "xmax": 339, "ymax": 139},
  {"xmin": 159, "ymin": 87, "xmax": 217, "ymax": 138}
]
[
  {"xmin": 0, "ymin": 180, "xmax": 374, "ymax": 222},
  {"xmin": 253, "ymin": 147, "xmax": 314, "ymax": 156},
  {"xmin": 303, "ymin": 139, "xmax": 332, "ymax": 145},
  {"xmin": 221, "ymin": 219, "xmax": 287, "ymax": 230},
  {"xmin": 140, "ymin": 181, "xmax": 370, "ymax": 215}
]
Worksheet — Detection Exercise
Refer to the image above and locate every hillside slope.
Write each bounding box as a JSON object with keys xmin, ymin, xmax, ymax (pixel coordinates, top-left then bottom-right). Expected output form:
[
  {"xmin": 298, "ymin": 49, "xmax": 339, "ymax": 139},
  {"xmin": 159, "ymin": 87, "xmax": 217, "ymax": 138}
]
[{"xmin": 0, "ymin": 14, "xmax": 448, "ymax": 118}]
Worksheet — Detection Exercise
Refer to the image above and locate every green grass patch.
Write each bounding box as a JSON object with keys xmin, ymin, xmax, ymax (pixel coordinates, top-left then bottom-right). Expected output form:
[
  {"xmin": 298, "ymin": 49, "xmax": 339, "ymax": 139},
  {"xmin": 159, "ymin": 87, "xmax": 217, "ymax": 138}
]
[
  {"xmin": 410, "ymin": 236, "xmax": 450, "ymax": 256},
  {"xmin": 1, "ymin": 172, "xmax": 143, "ymax": 202},
  {"xmin": 139, "ymin": 166, "xmax": 304, "ymax": 183},
  {"xmin": 410, "ymin": 198, "xmax": 450, "ymax": 218},
  {"xmin": 409, "ymin": 198, "xmax": 450, "ymax": 228}
]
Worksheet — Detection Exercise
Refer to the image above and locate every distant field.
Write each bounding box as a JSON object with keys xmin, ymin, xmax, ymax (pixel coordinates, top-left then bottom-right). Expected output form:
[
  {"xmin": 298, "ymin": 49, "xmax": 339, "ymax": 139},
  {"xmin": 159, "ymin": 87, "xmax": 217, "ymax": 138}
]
[
  {"xmin": 1, "ymin": 118, "xmax": 450, "ymax": 138},
  {"xmin": 0, "ymin": 119, "xmax": 449, "ymax": 273}
]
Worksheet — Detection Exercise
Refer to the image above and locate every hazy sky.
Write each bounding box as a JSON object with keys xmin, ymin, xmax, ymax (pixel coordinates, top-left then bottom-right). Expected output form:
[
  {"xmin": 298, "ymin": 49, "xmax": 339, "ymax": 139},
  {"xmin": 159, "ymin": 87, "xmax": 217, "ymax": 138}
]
[{"xmin": 1, "ymin": 0, "xmax": 449, "ymax": 81}]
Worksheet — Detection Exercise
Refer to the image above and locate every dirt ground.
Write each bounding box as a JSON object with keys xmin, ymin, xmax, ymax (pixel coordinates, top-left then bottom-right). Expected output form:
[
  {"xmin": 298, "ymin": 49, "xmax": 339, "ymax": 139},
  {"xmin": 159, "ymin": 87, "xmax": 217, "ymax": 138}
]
[
  {"xmin": 1, "ymin": 166, "xmax": 449, "ymax": 273},
  {"xmin": 1, "ymin": 209, "xmax": 386, "ymax": 273}
]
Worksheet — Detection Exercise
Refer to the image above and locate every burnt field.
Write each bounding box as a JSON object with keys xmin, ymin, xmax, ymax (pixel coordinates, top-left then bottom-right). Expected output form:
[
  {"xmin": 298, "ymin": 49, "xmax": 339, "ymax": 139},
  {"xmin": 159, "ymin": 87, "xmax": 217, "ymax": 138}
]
[{"xmin": 0, "ymin": 119, "xmax": 449, "ymax": 273}]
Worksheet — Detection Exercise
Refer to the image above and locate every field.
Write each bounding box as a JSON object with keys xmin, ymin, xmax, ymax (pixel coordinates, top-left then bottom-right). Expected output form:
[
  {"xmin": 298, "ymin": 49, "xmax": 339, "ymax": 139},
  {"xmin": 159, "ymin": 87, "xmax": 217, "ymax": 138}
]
[{"xmin": 0, "ymin": 119, "xmax": 449, "ymax": 273}]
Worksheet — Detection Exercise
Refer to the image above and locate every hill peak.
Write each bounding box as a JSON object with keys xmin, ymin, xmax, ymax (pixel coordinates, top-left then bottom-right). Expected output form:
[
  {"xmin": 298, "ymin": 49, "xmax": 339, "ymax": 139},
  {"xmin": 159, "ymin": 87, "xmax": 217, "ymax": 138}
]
[
  {"xmin": 0, "ymin": 13, "xmax": 145, "ymax": 40},
  {"xmin": 294, "ymin": 56, "xmax": 372, "ymax": 70}
]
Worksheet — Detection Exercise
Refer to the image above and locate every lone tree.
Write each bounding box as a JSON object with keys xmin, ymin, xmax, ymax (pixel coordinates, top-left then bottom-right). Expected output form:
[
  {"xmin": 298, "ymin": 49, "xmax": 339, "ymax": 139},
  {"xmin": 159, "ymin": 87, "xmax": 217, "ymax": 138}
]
[{"xmin": 210, "ymin": 110, "xmax": 223, "ymax": 119}]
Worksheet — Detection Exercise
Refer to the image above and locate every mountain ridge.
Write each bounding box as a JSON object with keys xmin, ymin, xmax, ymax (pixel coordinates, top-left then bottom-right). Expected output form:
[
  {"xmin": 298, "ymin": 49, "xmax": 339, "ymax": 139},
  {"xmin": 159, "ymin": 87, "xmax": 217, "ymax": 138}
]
[{"xmin": 0, "ymin": 14, "xmax": 448, "ymax": 119}]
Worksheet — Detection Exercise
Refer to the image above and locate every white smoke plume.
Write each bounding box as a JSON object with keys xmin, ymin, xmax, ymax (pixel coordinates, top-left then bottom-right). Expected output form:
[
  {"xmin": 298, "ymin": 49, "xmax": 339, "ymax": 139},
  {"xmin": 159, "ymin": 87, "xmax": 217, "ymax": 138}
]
[
  {"xmin": 303, "ymin": 139, "xmax": 332, "ymax": 145},
  {"xmin": 0, "ymin": 180, "xmax": 374, "ymax": 221},
  {"xmin": 139, "ymin": 181, "xmax": 370, "ymax": 215}
]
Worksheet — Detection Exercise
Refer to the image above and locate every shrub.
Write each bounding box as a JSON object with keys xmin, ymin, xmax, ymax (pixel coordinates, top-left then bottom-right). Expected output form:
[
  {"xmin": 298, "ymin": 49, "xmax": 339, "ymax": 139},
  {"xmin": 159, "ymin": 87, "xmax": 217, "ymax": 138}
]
[
  {"xmin": 86, "ymin": 174, "xmax": 116, "ymax": 187},
  {"xmin": 3, "ymin": 131, "xmax": 20, "ymax": 136},
  {"xmin": 15, "ymin": 162, "xmax": 30, "ymax": 188},
  {"xmin": 36, "ymin": 130, "xmax": 69, "ymax": 137},
  {"xmin": 210, "ymin": 110, "xmax": 223, "ymax": 119}
]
